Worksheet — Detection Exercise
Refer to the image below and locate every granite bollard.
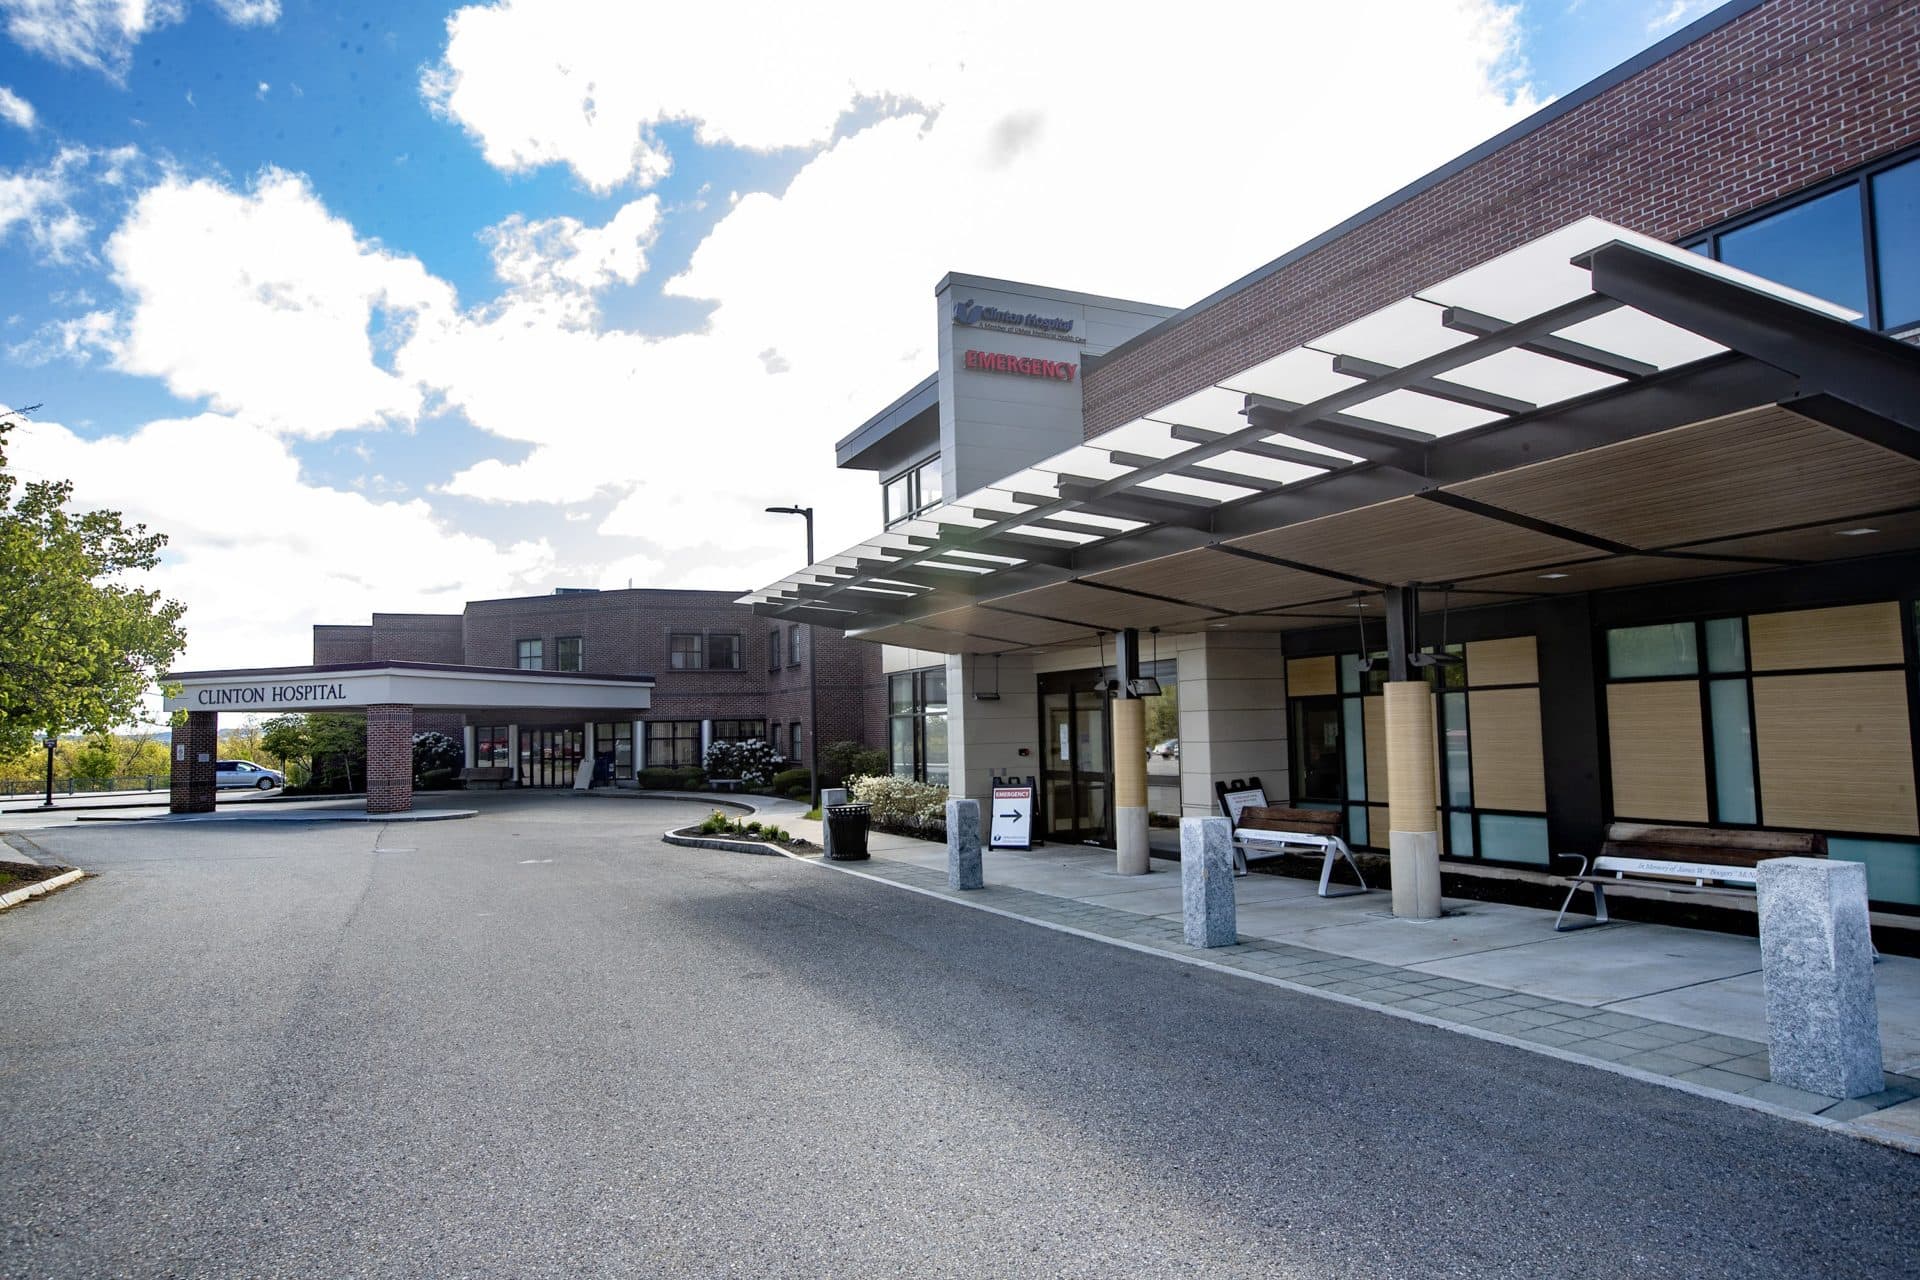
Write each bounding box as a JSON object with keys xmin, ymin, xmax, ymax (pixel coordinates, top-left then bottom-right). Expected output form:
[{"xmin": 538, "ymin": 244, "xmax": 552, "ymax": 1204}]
[
  {"xmin": 946, "ymin": 798, "xmax": 983, "ymax": 891},
  {"xmin": 1181, "ymin": 816, "xmax": 1236, "ymax": 948},
  {"xmin": 820, "ymin": 787, "xmax": 848, "ymax": 860},
  {"xmin": 1756, "ymin": 856, "xmax": 1883, "ymax": 1099}
]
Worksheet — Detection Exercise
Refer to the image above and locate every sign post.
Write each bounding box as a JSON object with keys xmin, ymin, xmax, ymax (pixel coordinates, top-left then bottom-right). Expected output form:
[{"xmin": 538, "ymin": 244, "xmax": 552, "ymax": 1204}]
[{"xmin": 989, "ymin": 783, "xmax": 1033, "ymax": 851}]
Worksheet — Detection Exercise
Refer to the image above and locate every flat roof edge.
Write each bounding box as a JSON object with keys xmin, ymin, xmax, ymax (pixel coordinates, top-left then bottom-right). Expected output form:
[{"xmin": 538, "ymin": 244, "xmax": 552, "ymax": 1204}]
[
  {"xmin": 933, "ymin": 271, "xmax": 1179, "ymax": 316},
  {"xmin": 833, "ymin": 371, "xmax": 940, "ymax": 464},
  {"xmin": 164, "ymin": 660, "xmax": 656, "ymax": 684}
]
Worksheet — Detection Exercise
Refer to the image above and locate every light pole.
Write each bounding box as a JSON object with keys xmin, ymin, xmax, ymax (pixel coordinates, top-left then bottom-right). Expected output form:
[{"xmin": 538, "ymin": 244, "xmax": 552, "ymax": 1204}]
[
  {"xmin": 765, "ymin": 505, "xmax": 820, "ymax": 810},
  {"xmin": 38, "ymin": 731, "xmax": 56, "ymax": 809}
]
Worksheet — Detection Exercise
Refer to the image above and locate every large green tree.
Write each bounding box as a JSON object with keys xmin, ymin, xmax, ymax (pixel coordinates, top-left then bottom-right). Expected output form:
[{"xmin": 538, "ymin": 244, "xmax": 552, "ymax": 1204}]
[{"xmin": 0, "ymin": 410, "xmax": 187, "ymax": 756}]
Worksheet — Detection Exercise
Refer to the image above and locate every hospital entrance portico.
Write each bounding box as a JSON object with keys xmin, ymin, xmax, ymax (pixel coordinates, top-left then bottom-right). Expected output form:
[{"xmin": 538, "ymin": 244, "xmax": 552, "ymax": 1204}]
[{"xmin": 161, "ymin": 662, "xmax": 654, "ymax": 815}]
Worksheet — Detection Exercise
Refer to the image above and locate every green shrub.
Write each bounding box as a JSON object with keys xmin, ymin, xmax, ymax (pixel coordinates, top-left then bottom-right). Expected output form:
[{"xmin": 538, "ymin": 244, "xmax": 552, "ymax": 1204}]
[
  {"xmin": 417, "ymin": 767, "xmax": 457, "ymax": 791},
  {"xmin": 820, "ymin": 740, "xmax": 887, "ymax": 787},
  {"xmin": 771, "ymin": 767, "xmax": 811, "ymax": 796},
  {"xmin": 744, "ymin": 820, "xmax": 763, "ymax": 835}
]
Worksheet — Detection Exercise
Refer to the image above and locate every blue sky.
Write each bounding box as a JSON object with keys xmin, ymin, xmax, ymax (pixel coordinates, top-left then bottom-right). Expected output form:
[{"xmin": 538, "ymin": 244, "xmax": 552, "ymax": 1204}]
[{"xmin": 0, "ymin": 0, "xmax": 1732, "ymax": 669}]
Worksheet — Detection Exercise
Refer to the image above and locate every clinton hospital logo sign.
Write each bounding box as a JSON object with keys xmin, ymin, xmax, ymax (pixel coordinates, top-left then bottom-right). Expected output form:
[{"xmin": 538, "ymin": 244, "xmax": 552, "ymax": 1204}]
[{"xmin": 952, "ymin": 299, "xmax": 1085, "ymax": 344}]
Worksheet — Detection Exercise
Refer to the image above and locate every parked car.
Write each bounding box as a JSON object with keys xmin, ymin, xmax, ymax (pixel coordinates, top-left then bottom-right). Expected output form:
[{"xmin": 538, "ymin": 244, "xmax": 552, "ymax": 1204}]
[
  {"xmin": 1150, "ymin": 739, "xmax": 1180, "ymax": 760},
  {"xmin": 216, "ymin": 759, "xmax": 285, "ymax": 790}
]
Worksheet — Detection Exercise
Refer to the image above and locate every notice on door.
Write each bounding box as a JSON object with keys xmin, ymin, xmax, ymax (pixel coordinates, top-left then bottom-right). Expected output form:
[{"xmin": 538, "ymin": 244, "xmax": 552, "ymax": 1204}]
[{"xmin": 990, "ymin": 785, "xmax": 1034, "ymax": 850}]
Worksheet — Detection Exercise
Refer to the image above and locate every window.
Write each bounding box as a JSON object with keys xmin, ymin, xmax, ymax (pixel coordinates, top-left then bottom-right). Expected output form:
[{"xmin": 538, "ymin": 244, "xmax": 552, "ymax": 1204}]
[
  {"xmin": 645, "ymin": 721, "xmax": 702, "ymax": 767},
  {"xmin": 789, "ymin": 720, "xmax": 803, "ymax": 759},
  {"xmin": 475, "ymin": 724, "xmax": 511, "ymax": 767},
  {"xmin": 711, "ymin": 719, "xmax": 766, "ymax": 743},
  {"xmin": 516, "ymin": 639, "xmax": 543, "ymax": 670},
  {"xmin": 593, "ymin": 721, "xmax": 634, "ymax": 779},
  {"xmin": 787, "ymin": 624, "xmax": 802, "ymax": 667},
  {"xmin": 1872, "ymin": 156, "xmax": 1920, "ymax": 331},
  {"xmin": 669, "ymin": 633, "xmax": 703, "ymax": 670},
  {"xmin": 768, "ymin": 628, "xmax": 782, "ymax": 671},
  {"xmin": 888, "ymin": 667, "xmax": 949, "ymax": 785},
  {"xmin": 555, "ymin": 635, "xmax": 584, "ymax": 672},
  {"xmin": 771, "ymin": 723, "xmax": 783, "ymax": 755},
  {"xmin": 883, "ymin": 455, "xmax": 943, "ymax": 526},
  {"xmin": 1601, "ymin": 604, "xmax": 1920, "ymax": 905},
  {"xmin": 1687, "ymin": 145, "xmax": 1920, "ymax": 333},
  {"xmin": 708, "ymin": 632, "xmax": 742, "ymax": 671}
]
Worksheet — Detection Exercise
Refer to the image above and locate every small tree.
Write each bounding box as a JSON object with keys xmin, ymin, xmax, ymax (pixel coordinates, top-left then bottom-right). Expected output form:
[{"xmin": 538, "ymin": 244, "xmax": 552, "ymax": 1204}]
[
  {"xmin": 412, "ymin": 731, "xmax": 462, "ymax": 785},
  {"xmin": 0, "ymin": 410, "xmax": 187, "ymax": 755},
  {"xmin": 820, "ymin": 739, "xmax": 887, "ymax": 787}
]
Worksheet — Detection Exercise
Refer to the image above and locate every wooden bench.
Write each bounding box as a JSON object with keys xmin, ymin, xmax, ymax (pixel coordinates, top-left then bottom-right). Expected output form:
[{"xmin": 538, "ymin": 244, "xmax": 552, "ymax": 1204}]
[
  {"xmin": 1554, "ymin": 823, "xmax": 1826, "ymax": 931},
  {"xmin": 458, "ymin": 766, "xmax": 514, "ymax": 790},
  {"xmin": 1216, "ymin": 778, "xmax": 1369, "ymax": 898}
]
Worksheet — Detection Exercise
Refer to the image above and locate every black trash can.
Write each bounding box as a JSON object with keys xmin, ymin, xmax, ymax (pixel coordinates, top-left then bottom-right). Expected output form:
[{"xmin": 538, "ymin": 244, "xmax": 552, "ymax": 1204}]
[{"xmin": 825, "ymin": 802, "xmax": 872, "ymax": 861}]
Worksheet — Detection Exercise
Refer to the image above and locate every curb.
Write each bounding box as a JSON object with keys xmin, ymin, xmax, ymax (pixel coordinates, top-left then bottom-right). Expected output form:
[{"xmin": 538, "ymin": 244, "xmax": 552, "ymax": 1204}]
[
  {"xmin": 779, "ymin": 847, "xmax": 1920, "ymax": 1158},
  {"xmin": 662, "ymin": 828, "xmax": 801, "ymax": 858},
  {"xmin": 0, "ymin": 867, "xmax": 87, "ymax": 912}
]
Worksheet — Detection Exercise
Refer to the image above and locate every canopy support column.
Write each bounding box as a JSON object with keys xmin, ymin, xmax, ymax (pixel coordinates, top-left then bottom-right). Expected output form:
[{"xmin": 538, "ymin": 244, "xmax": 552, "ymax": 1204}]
[
  {"xmin": 1383, "ymin": 587, "xmax": 1440, "ymax": 918},
  {"xmin": 169, "ymin": 711, "xmax": 218, "ymax": 814},
  {"xmin": 1114, "ymin": 627, "xmax": 1150, "ymax": 876},
  {"xmin": 367, "ymin": 704, "xmax": 415, "ymax": 815}
]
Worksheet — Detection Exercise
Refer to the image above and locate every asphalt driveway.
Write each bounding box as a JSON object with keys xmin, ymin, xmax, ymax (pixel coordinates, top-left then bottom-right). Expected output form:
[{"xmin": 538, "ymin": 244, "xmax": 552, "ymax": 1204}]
[{"xmin": 2, "ymin": 795, "xmax": 1915, "ymax": 1278}]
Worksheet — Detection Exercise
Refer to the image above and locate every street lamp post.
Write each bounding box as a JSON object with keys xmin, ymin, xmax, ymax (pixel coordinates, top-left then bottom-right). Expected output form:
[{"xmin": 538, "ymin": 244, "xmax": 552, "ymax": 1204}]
[
  {"xmin": 765, "ymin": 505, "xmax": 820, "ymax": 810},
  {"xmin": 39, "ymin": 731, "xmax": 56, "ymax": 809}
]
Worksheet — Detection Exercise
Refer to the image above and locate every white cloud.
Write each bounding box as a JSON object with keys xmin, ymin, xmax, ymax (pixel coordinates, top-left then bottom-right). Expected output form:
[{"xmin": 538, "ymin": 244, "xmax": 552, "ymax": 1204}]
[
  {"xmin": 401, "ymin": 1, "xmax": 1539, "ymax": 586},
  {"xmin": 483, "ymin": 193, "xmax": 662, "ymax": 296},
  {"xmin": 0, "ymin": 85, "xmax": 35, "ymax": 130},
  {"xmin": 0, "ymin": 144, "xmax": 137, "ymax": 264},
  {"xmin": 0, "ymin": 0, "xmax": 280, "ymax": 78},
  {"xmin": 105, "ymin": 169, "xmax": 455, "ymax": 436},
  {"xmin": 5, "ymin": 308, "xmax": 122, "ymax": 366},
  {"xmin": 6, "ymin": 411, "xmax": 554, "ymax": 671}
]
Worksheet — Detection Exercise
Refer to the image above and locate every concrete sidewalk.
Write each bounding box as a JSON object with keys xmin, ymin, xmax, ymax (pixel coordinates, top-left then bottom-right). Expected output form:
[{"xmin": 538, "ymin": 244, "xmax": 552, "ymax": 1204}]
[{"xmin": 783, "ymin": 816, "xmax": 1920, "ymax": 1146}]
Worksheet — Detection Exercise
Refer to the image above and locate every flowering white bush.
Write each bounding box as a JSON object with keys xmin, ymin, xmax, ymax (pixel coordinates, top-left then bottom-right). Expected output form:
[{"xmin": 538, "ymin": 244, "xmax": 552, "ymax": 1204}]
[
  {"xmin": 705, "ymin": 738, "xmax": 777, "ymax": 788},
  {"xmin": 848, "ymin": 773, "xmax": 949, "ymax": 835}
]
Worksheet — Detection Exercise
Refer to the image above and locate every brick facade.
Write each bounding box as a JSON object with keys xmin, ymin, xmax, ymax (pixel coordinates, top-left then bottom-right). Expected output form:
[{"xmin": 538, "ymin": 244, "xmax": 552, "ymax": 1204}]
[
  {"xmin": 1082, "ymin": 0, "xmax": 1920, "ymax": 438},
  {"xmin": 365, "ymin": 703, "xmax": 415, "ymax": 814},
  {"xmin": 315, "ymin": 589, "xmax": 885, "ymax": 772},
  {"xmin": 168, "ymin": 710, "xmax": 218, "ymax": 813}
]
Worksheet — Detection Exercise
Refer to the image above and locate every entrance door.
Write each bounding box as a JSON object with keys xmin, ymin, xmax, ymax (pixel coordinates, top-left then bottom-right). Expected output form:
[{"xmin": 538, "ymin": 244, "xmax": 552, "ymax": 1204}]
[
  {"xmin": 1039, "ymin": 676, "xmax": 1112, "ymax": 844},
  {"xmin": 519, "ymin": 727, "xmax": 585, "ymax": 787},
  {"xmin": 1290, "ymin": 698, "xmax": 1345, "ymax": 807}
]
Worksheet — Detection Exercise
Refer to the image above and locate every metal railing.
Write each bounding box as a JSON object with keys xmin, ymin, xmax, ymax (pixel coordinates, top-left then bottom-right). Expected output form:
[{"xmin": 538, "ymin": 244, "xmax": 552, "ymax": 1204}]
[{"xmin": 0, "ymin": 775, "xmax": 169, "ymax": 798}]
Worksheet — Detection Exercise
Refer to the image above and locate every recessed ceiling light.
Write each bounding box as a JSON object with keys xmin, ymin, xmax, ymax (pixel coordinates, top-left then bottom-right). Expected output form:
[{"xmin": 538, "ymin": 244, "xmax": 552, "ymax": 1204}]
[
  {"xmin": 1207, "ymin": 622, "xmax": 1229, "ymax": 629},
  {"xmin": 1835, "ymin": 527, "xmax": 1879, "ymax": 537},
  {"xmin": 1539, "ymin": 572, "xmax": 1571, "ymax": 580},
  {"xmin": 1348, "ymin": 601, "xmax": 1368, "ymax": 609}
]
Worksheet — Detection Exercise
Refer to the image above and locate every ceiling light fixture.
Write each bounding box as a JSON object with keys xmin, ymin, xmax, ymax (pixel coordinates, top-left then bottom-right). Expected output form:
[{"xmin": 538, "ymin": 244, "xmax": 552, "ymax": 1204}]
[
  {"xmin": 1539, "ymin": 572, "xmax": 1571, "ymax": 580},
  {"xmin": 1835, "ymin": 527, "xmax": 1880, "ymax": 537}
]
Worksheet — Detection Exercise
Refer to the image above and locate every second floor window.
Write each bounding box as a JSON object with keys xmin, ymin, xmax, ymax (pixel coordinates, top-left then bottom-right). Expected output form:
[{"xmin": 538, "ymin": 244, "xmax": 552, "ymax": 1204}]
[
  {"xmin": 670, "ymin": 633, "xmax": 703, "ymax": 669},
  {"xmin": 883, "ymin": 456, "xmax": 943, "ymax": 527},
  {"xmin": 787, "ymin": 623, "xmax": 802, "ymax": 667},
  {"xmin": 708, "ymin": 632, "xmax": 742, "ymax": 670},
  {"xmin": 768, "ymin": 628, "xmax": 782, "ymax": 671},
  {"xmin": 555, "ymin": 636, "xmax": 583, "ymax": 671},
  {"xmin": 516, "ymin": 639, "xmax": 543, "ymax": 670}
]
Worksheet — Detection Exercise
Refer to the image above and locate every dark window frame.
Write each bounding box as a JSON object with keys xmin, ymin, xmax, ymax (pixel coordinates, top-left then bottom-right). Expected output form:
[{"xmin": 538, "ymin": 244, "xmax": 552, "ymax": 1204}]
[
  {"xmin": 645, "ymin": 720, "xmax": 702, "ymax": 768},
  {"xmin": 516, "ymin": 638, "xmax": 543, "ymax": 670},
  {"xmin": 787, "ymin": 624, "xmax": 802, "ymax": 668},
  {"xmin": 768, "ymin": 627, "xmax": 782, "ymax": 671},
  {"xmin": 669, "ymin": 632, "xmax": 703, "ymax": 670},
  {"xmin": 882, "ymin": 453, "xmax": 943, "ymax": 528},
  {"xmin": 888, "ymin": 666, "xmax": 949, "ymax": 785},
  {"xmin": 554, "ymin": 635, "xmax": 584, "ymax": 672}
]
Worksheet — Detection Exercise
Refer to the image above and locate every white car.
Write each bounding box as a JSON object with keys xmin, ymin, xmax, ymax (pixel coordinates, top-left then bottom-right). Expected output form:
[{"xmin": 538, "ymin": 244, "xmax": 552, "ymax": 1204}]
[{"xmin": 216, "ymin": 759, "xmax": 285, "ymax": 790}]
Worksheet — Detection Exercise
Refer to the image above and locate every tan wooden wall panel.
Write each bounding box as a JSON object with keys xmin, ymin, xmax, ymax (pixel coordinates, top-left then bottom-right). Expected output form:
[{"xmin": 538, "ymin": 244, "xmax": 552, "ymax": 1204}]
[
  {"xmin": 1753, "ymin": 671, "xmax": 1919, "ymax": 837},
  {"xmin": 1469, "ymin": 687, "xmax": 1547, "ymax": 812},
  {"xmin": 1385, "ymin": 683, "xmax": 1438, "ymax": 833},
  {"xmin": 1748, "ymin": 602, "xmax": 1905, "ymax": 672},
  {"xmin": 1364, "ymin": 695, "xmax": 1387, "ymax": 806},
  {"xmin": 1606, "ymin": 680, "xmax": 1708, "ymax": 822},
  {"xmin": 1466, "ymin": 636, "xmax": 1539, "ymax": 688},
  {"xmin": 1287, "ymin": 655, "xmax": 1337, "ymax": 697}
]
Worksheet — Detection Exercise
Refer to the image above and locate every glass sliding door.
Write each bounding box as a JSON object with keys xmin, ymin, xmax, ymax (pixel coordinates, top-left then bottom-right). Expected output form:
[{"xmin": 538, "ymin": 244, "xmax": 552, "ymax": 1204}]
[
  {"xmin": 519, "ymin": 727, "xmax": 585, "ymax": 787},
  {"xmin": 1038, "ymin": 674, "xmax": 1112, "ymax": 844}
]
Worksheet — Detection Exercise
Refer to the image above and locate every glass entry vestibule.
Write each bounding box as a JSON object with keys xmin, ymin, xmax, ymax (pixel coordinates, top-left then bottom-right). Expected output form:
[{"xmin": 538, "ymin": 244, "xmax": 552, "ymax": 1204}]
[
  {"xmin": 1039, "ymin": 672, "xmax": 1111, "ymax": 844},
  {"xmin": 519, "ymin": 726, "xmax": 585, "ymax": 787}
]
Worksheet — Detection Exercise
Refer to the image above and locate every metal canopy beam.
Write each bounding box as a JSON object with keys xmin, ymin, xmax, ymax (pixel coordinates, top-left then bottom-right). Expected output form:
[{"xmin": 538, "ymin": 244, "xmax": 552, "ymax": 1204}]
[
  {"xmin": 1581, "ymin": 239, "xmax": 1920, "ymax": 446},
  {"xmin": 1439, "ymin": 305, "xmax": 1655, "ymax": 379},
  {"xmin": 1330, "ymin": 353, "xmax": 1536, "ymax": 416},
  {"xmin": 1107, "ymin": 449, "xmax": 1277, "ymax": 493},
  {"xmin": 1051, "ymin": 486, "xmax": 1214, "ymax": 530},
  {"xmin": 1165, "ymin": 423, "xmax": 1348, "ymax": 471}
]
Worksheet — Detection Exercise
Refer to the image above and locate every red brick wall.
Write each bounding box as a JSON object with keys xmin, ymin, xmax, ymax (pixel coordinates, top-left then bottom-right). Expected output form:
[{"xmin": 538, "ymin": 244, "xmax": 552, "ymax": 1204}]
[
  {"xmin": 312, "ymin": 625, "xmax": 373, "ymax": 664},
  {"xmin": 365, "ymin": 703, "xmax": 414, "ymax": 814},
  {"xmin": 168, "ymin": 711, "xmax": 218, "ymax": 813},
  {"xmin": 369, "ymin": 614, "xmax": 464, "ymax": 663},
  {"xmin": 1082, "ymin": 0, "xmax": 1920, "ymax": 438}
]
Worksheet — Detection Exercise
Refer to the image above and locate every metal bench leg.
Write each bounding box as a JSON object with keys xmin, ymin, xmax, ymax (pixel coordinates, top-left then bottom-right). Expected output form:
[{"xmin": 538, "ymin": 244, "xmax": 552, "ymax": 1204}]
[
  {"xmin": 1232, "ymin": 844, "xmax": 1249, "ymax": 877},
  {"xmin": 1317, "ymin": 839, "xmax": 1368, "ymax": 898},
  {"xmin": 1554, "ymin": 880, "xmax": 1609, "ymax": 931}
]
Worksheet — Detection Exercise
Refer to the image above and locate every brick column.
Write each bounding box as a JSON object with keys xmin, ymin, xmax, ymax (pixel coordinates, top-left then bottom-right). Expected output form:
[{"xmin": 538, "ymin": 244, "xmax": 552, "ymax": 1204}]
[
  {"xmin": 169, "ymin": 711, "xmax": 218, "ymax": 814},
  {"xmin": 366, "ymin": 703, "xmax": 415, "ymax": 815}
]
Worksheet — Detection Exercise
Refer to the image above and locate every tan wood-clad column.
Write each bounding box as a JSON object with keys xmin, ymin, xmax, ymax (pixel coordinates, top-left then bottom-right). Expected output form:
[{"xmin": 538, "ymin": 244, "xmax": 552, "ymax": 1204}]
[
  {"xmin": 1384, "ymin": 681, "xmax": 1441, "ymax": 918},
  {"xmin": 1113, "ymin": 696, "xmax": 1149, "ymax": 875}
]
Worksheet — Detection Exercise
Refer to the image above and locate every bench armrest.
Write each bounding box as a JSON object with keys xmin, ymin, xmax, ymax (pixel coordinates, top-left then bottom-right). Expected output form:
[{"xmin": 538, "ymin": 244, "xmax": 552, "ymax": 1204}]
[{"xmin": 1554, "ymin": 852, "xmax": 1590, "ymax": 878}]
